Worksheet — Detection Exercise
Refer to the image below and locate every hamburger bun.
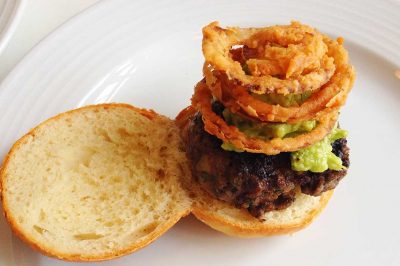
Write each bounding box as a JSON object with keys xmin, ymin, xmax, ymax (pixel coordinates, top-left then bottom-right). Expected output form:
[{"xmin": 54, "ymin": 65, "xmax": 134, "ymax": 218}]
[
  {"xmin": 1, "ymin": 103, "xmax": 333, "ymax": 261},
  {"xmin": 0, "ymin": 104, "xmax": 191, "ymax": 261}
]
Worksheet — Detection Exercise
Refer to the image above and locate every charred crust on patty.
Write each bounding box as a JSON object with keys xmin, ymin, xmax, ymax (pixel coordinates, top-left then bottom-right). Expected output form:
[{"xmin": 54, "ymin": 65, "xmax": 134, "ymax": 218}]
[{"xmin": 185, "ymin": 105, "xmax": 350, "ymax": 219}]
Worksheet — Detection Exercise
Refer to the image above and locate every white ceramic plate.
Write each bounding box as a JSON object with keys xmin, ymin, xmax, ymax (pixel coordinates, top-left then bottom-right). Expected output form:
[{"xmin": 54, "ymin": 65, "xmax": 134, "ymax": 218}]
[
  {"xmin": 0, "ymin": 0, "xmax": 24, "ymax": 54},
  {"xmin": 1, "ymin": 0, "xmax": 400, "ymax": 265}
]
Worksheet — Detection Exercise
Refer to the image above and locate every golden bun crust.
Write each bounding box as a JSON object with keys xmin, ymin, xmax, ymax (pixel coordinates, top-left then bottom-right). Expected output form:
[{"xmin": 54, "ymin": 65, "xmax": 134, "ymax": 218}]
[
  {"xmin": 1, "ymin": 103, "xmax": 192, "ymax": 261},
  {"xmin": 192, "ymin": 190, "xmax": 333, "ymax": 238}
]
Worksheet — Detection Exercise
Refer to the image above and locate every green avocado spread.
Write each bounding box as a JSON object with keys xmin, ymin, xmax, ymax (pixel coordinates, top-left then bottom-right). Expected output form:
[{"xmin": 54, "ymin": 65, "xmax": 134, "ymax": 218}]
[
  {"xmin": 251, "ymin": 91, "xmax": 312, "ymax": 107},
  {"xmin": 221, "ymin": 142, "xmax": 245, "ymax": 153},
  {"xmin": 222, "ymin": 109, "xmax": 316, "ymax": 140},
  {"xmin": 220, "ymin": 109, "xmax": 348, "ymax": 173},
  {"xmin": 291, "ymin": 127, "xmax": 348, "ymax": 172}
]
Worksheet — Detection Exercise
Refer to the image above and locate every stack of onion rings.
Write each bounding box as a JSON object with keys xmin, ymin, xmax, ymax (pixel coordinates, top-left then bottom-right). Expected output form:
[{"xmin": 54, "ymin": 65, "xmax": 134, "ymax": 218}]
[
  {"xmin": 188, "ymin": 21, "xmax": 355, "ymax": 155},
  {"xmin": 192, "ymin": 80, "xmax": 339, "ymax": 155}
]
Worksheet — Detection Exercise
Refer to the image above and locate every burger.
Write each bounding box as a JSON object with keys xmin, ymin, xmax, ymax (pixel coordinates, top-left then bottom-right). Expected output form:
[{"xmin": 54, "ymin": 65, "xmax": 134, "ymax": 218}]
[{"xmin": 177, "ymin": 21, "xmax": 355, "ymax": 220}]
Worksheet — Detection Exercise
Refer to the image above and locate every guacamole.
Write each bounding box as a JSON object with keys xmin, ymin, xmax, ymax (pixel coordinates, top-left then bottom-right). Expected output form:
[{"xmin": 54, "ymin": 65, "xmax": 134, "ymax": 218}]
[
  {"xmin": 251, "ymin": 91, "xmax": 312, "ymax": 107},
  {"xmin": 220, "ymin": 109, "xmax": 347, "ymax": 173},
  {"xmin": 291, "ymin": 128, "xmax": 348, "ymax": 172},
  {"xmin": 222, "ymin": 109, "xmax": 316, "ymax": 140},
  {"xmin": 221, "ymin": 142, "xmax": 244, "ymax": 153}
]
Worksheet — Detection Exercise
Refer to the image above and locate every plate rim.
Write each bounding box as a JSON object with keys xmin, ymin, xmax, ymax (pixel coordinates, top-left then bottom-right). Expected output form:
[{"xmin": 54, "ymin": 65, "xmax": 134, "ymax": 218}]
[
  {"xmin": 0, "ymin": 0, "xmax": 400, "ymax": 264},
  {"xmin": 0, "ymin": 0, "xmax": 26, "ymax": 54},
  {"xmin": 0, "ymin": 0, "xmax": 399, "ymax": 93}
]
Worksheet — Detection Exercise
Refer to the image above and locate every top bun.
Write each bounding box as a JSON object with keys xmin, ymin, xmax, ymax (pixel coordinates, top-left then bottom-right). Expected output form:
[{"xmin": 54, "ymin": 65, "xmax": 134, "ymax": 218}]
[{"xmin": 0, "ymin": 104, "xmax": 192, "ymax": 261}]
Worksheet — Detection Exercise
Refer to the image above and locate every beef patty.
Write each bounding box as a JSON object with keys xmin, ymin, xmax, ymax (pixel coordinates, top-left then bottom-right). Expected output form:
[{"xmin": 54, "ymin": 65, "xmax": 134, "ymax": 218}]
[{"xmin": 186, "ymin": 109, "xmax": 349, "ymax": 218}]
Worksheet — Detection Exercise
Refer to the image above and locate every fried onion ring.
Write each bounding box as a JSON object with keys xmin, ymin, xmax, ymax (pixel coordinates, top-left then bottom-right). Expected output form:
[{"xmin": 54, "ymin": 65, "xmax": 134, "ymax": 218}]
[
  {"xmin": 203, "ymin": 35, "xmax": 355, "ymax": 123},
  {"xmin": 175, "ymin": 105, "xmax": 197, "ymax": 142},
  {"xmin": 191, "ymin": 80, "xmax": 338, "ymax": 155},
  {"xmin": 202, "ymin": 21, "xmax": 337, "ymax": 94}
]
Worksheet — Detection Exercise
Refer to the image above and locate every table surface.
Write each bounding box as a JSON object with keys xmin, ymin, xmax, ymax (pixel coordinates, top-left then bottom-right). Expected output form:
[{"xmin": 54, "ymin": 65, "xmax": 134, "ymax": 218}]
[{"xmin": 0, "ymin": 0, "xmax": 99, "ymax": 82}]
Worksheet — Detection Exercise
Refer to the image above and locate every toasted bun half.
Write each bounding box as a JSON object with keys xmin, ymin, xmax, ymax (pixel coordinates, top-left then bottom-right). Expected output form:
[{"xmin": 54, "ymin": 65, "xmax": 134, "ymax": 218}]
[
  {"xmin": 0, "ymin": 104, "xmax": 191, "ymax": 261},
  {"xmin": 191, "ymin": 183, "xmax": 333, "ymax": 237}
]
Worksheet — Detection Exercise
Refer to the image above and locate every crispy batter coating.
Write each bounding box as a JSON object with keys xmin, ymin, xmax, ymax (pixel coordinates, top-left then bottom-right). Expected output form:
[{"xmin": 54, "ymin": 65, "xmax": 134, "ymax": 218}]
[
  {"xmin": 191, "ymin": 80, "xmax": 338, "ymax": 155},
  {"xmin": 202, "ymin": 21, "xmax": 349, "ymax": 95},
  {"xmin": 203, "ymin": 29, "xmax": 355, "ymax": 123}
]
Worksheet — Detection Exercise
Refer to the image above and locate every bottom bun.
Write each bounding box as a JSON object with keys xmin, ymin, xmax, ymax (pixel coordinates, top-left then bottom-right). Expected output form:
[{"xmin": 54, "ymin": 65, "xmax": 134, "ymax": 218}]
[{"xmin": 191, "ymin": 183, "xmax": 333, "ymax": 237}]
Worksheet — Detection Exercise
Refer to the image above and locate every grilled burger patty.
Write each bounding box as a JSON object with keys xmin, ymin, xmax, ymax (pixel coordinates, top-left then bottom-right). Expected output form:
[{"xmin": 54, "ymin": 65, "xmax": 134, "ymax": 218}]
[{"xmin": 186, "ymin": 109, "xmax": 350, "ymax": 218}]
